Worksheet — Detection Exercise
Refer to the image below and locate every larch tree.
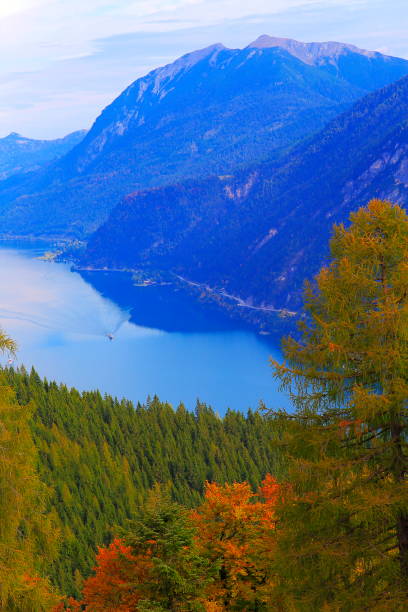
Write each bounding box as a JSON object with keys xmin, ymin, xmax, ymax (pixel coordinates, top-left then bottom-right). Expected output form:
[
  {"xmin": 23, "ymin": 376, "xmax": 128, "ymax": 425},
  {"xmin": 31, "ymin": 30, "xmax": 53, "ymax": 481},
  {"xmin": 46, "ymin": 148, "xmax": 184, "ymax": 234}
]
[
  {"xmin": 0, "ymin": 330, "xmax": 59, "ymax": 610},
  {"xmin": 270, "ymin": 200, "xmax": 408, "ymax": 610}
]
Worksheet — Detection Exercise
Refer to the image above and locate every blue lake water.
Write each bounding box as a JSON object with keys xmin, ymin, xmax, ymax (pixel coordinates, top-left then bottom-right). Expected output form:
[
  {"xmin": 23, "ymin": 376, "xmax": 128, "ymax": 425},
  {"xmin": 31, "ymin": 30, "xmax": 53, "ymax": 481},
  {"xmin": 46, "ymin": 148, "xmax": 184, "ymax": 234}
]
[{"xmin": 0, "ymin": 242, "xmax": 290, "ymax": 414}]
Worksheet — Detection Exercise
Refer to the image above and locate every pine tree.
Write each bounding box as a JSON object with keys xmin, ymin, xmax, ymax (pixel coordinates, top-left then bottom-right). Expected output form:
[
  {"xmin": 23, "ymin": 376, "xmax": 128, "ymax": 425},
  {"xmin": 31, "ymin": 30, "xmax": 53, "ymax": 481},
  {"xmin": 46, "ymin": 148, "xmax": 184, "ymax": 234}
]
[
  {"xmin": 80, "ymin": 484, "xmax": 210, "ymax": 611},
  {"xmin": 270, "ymin": 200, "xmax": 408, "ymax": 610},
  {"xmin": 122, "ymin": 484, "xmax": 210, "ymax": 611}
]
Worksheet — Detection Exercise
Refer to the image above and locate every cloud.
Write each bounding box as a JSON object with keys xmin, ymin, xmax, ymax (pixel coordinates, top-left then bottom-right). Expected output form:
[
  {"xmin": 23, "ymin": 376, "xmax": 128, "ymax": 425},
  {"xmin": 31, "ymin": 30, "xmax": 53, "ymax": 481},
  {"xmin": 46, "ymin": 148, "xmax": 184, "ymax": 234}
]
[
  {"xmin": 1, "ymin": 0, "xmax": 407, "ymax": 138},
  {"xmin": 0, "ymin": 0, "xmax": 51, "ymax": 20},
  {"xmin": 0, "ymin": 0, "xmax": 366, "ymax": 63}
]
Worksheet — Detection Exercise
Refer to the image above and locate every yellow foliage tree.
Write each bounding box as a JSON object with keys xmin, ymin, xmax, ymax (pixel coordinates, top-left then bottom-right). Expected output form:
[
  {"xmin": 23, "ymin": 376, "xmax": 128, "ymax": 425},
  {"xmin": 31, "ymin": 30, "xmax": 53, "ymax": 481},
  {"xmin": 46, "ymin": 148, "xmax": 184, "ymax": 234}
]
[
  {"xmin": 271, "ymin": 200, "xmax": 408, "ymax": 610},
  {"xmin": 0, "ymin": 331, "xmax": 59, "ymax": 610}
]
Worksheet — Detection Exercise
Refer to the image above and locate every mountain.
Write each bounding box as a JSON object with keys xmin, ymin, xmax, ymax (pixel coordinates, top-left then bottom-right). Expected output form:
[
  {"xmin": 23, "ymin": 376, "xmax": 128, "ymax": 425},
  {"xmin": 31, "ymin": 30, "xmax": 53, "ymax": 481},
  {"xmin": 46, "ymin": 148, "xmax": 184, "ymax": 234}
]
[
  {"xmin": 1, "ymin": 37, "xmax": 408, "ymax": 237},
  {"xmin": 0, "ymin": 130, "xmax": 86, "ymax": 180},
  {"xmin": 81, "ymin": 75, "xmax": 408, "ymax": 316}
]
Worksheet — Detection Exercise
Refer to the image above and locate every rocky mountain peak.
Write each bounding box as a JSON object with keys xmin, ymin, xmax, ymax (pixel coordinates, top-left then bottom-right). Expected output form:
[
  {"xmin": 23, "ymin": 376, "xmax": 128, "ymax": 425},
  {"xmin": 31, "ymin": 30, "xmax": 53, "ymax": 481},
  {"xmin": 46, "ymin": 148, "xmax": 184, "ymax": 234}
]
[
  {"xmin": 247, "ymin": 35, "xmax": 378, "ymax": 64},
  {"xmin": 174, "ymin": 43, "xmax": 227, "ymax": 68}
]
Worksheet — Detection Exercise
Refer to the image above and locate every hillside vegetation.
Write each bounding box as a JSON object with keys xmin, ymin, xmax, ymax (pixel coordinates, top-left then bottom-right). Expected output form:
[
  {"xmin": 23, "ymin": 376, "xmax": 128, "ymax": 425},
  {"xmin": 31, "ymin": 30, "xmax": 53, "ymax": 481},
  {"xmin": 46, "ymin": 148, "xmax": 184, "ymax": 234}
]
[{"xmin": 1, "ymin": 366, "xmax": 284, "ymax": 598}]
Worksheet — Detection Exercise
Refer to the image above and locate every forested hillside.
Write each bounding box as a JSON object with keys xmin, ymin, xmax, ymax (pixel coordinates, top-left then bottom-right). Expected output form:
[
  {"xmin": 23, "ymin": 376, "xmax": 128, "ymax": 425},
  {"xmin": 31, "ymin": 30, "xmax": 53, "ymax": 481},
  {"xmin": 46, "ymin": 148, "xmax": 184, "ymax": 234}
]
[
  {"xmin": 82, "ymin": 74, "xmax": 408, "ymax": 315},
  {"xmin": 0, "ymin": 37, "xmax": 407, "ymax": 237},
  {"xmin": 1, "ymin": 367, "xmax": 284, "ymax": 598}
]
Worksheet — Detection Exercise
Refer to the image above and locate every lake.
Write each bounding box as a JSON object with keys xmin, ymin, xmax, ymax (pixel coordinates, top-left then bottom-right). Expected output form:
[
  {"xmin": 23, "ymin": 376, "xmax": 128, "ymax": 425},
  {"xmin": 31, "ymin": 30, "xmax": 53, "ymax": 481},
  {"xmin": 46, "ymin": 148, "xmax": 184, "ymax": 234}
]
[{"xmin": 0, "ymin": 242, "xmax": 290, "ymax": 414}]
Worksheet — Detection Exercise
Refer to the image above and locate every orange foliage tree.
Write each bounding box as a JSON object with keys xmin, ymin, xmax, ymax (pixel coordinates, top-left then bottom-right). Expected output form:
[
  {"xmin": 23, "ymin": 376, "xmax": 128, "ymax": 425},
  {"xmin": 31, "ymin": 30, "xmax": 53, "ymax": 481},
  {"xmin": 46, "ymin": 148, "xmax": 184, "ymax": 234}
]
[
  {"xmin": 192, "ymin": 475, "xmax": 281, "ymax": 610},
  {"xmin": 52, "ymin": 538, "xmax": 151, "ymax": 611},
  {"xmin": 78, "ymin": 538, "xmax": 150, "ymax": 611},
  {"xmin": 63, "ymin": 478, "xmax": 281, "ymax": 611}
]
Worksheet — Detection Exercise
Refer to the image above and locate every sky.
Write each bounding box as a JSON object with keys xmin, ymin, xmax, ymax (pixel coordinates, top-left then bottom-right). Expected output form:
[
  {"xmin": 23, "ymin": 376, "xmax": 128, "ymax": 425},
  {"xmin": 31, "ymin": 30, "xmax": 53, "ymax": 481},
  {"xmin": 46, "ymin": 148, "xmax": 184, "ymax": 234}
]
[{"xmin": 1, "ymin": 0, "xmax": 407, "ymax": 138}]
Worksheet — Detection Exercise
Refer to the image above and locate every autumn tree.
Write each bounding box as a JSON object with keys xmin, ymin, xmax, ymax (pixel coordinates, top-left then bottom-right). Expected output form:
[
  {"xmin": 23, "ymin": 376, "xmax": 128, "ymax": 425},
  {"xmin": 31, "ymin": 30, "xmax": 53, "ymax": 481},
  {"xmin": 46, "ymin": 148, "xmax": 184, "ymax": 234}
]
[
  {"xmin": 193, "ymin": 475, "xmax": 281, "ymax": 610},
  {"xmin": 79, "ymin": 538, "xmax": 146, "ymax": 611},
  {"xmin": 0, "ymin": 331, "xmax": 59, "ymax": 610},
  {"xmin": 80, "ymin": 484, "xmax": 210, "ymax": 611},
  {"xmin": 270, "ymin": 200, "xmax": 408, "ymax": 610}
]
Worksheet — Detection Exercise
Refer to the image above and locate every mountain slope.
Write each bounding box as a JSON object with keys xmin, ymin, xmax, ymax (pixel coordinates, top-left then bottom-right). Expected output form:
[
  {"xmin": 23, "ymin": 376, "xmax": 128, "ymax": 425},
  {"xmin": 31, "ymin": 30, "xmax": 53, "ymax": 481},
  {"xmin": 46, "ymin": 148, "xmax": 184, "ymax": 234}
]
[
  {"xmin": 0, "ymin": 130, "xmax": 86, "ymax": 180},
  {"xmin": 82, "ymin": 75, "xmax": 408, "ymax": 314},
  {"xmin": 1, "ymin": 37, "xmax": 408, "ymax": 237},
  {"xmin": 2, "ymin": 367, "xmax": 284, "ymax": 597}
]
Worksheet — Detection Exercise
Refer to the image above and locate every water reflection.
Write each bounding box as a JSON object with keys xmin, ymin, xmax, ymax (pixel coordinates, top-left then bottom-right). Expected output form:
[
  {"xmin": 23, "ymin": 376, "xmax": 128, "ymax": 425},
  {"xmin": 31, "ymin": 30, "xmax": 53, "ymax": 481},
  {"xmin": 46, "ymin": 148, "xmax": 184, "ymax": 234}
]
[
  {"xmin": 79, "ymin": 270, "xmax": 250, "ymax": 334},
  {"xmin": 0, "ymin": 243, "xmax": 290, "ymax": 414}
]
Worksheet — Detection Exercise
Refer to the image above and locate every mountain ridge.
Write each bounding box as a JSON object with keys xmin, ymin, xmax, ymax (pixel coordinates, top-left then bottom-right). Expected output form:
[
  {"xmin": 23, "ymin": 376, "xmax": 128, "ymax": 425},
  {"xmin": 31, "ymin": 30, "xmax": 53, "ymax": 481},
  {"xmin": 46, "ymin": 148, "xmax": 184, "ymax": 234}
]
[
  {"xmin": 247, "ymin": 35, "xmax": 379, "ymax": 61},
  {"xmin": 0, "ymin": 130, "xmax": 86, "ymax": 180},
  {"xmin": 1, "ymin": 36, "xmax": 407, "ymax": 237}
]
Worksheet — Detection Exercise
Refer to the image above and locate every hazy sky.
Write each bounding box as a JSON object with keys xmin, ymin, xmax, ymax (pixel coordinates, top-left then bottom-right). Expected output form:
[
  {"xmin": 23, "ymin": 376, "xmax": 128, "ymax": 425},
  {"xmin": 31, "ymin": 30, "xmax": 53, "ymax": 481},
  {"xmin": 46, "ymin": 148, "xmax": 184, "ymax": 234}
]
[{"xmin": 1, "ymin": 0, "xmax": 407, "ymax": 138}]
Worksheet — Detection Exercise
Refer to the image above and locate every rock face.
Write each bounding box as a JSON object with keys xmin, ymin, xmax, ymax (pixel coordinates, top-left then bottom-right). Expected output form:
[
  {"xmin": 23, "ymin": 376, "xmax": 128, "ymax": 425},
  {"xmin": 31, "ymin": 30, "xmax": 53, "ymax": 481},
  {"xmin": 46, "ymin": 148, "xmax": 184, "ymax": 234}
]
[
  {"xmin": 1, "ymin": 37, "xmax": 408, "ymax": 237},
  {"xmin": 0, "ymin": 131, "xmax": 86, "ymax": 180},
  {"xmin": 82, "ymin": 75, "xmax": 408, "ymax": 312},
  {"xmin": 248, "ymin": 35, "xmax": 377, "ymax": 63}
]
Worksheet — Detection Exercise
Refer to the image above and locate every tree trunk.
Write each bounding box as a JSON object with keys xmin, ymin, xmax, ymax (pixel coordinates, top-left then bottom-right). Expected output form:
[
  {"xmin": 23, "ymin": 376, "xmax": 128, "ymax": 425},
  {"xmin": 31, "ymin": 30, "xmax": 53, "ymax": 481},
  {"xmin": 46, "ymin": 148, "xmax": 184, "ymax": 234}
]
[
  {"xmin": 397, "ymin": 513, "xmax": 408, "ymax": 578},
  {"xmin": 391, "ymin": 417, "xmax": 408, "ymax": 578}
]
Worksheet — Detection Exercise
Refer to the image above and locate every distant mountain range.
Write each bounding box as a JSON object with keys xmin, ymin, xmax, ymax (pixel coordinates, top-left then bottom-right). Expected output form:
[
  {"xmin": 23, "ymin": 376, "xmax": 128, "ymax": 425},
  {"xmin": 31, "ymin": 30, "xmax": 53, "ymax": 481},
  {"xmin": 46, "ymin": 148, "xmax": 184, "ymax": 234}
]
[
  {"xmin": 1, "ymin": 36, "xmax": 408, "ymax": 237},
  {"xmin": 0, "ymin": 131, "xmax": 86, "ymax": 180},
  {"xmin": 81, "ymin": 74, "xmax": 408, "ymax": 314}
]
